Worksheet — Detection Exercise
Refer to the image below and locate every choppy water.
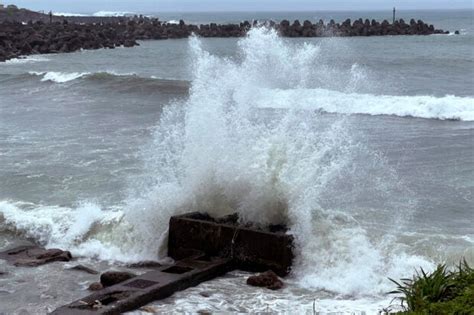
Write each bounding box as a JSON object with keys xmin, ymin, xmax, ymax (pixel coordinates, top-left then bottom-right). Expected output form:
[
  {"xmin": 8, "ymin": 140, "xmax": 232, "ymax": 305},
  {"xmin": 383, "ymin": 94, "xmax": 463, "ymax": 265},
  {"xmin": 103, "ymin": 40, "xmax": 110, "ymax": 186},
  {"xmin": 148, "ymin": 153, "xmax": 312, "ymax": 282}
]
[{"xmin": 0, "ymin": 10, "xmax": 473, "ymax": 314}]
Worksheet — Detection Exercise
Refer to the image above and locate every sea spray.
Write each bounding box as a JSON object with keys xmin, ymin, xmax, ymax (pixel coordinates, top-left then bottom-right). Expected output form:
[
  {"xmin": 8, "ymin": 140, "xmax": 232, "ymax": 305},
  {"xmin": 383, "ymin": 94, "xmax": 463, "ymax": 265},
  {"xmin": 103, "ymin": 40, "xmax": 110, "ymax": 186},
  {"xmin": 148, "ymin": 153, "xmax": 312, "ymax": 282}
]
[
  {"xmin": 0, "ymin": 28, "xmax": 437, "ymax": 297},
  {"xmin": 123, "ymin": 27, "xmax": 435, "ymax": 295}
]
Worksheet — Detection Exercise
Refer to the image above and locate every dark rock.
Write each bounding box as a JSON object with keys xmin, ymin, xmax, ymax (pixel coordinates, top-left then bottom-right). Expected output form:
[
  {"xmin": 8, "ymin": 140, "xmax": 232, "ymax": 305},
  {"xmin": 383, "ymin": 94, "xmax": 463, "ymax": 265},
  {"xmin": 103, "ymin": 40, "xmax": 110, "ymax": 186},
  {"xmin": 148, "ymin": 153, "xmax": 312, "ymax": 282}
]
[
  {"xmin": 455, "ymin": 30, "xmax": 460, "ymax": 35},
  {"xmin": 88, "ymin": 282, "xmax": 104, "ymax": 291},
  {"xmin": 100, "ymin": 271, "xmax": 136, "ymax": 287},
  {"xmin": 0, "ymin": 245, "xmax": 72, "ymax": 267},
  {"xmin": 0, "ymin": 10, "xmax": 449, "ymax": 63},
  {"xmin": 126, "ymin": 261, "xmax": 162, "ymax": 268},
  {"xmin": 199, "ymin": 291, "xmax": 213, "ymax": 297},
  {"xmin": 68, "ymin": 264, "xmax": 99, "ymax": 275},
  {"xmin": 247, "ymin": 270, "xmax": 284, "ymax": 290}
]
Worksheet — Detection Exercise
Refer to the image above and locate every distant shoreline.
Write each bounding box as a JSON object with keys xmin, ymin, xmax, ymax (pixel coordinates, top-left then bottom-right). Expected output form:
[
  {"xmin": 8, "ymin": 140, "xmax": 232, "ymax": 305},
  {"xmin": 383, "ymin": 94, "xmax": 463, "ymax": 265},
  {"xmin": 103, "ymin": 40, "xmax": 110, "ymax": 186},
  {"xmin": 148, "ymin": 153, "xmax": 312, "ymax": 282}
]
[{"xmin": 0, "ymin": 6, "xmax": 453, "ymax": 63}]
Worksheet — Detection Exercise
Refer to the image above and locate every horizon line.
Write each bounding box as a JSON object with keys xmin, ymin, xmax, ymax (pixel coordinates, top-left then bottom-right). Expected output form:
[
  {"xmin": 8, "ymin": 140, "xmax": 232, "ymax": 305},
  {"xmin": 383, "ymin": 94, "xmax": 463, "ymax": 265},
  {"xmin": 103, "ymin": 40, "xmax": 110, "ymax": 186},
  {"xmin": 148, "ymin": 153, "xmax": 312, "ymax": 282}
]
[{"xmin": 47, "ymin": 8, "xmax": 473, "ymax": 14}]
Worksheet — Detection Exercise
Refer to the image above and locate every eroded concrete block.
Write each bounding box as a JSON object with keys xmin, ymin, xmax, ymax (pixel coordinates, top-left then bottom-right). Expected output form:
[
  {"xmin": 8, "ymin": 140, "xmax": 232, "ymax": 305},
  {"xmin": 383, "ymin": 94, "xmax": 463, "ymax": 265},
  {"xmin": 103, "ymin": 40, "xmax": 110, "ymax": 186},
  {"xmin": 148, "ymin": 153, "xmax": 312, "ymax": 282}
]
[{"xmin": 168, "ymin": 212, "xmax": 294, "ymax": 276}]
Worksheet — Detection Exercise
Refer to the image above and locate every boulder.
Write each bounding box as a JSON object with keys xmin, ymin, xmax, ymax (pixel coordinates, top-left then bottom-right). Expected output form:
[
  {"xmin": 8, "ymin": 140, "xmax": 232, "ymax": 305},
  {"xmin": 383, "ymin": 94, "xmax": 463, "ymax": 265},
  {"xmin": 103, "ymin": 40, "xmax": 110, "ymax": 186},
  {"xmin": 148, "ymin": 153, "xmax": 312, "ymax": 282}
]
[
  {"xmin": 100, "ymin": 271, "xmax": 136, "ymax": 287},
  {"xmin": 0, "ymin": 245, "xmax": 72, "ymax": 267},
  {"xmin": 67, "ymin": 264, "xmax": 99, "ymax": 274},
  {"xmin": 88, "ymin": 282, "xmax": 104, "ymax": 291},
  {"xmin": 126, "ymin": 261, "xmax": 163, "ymax": 268},
  {"xmin": 246, "ymin": 270, "xmax": 284, "ymax": 290}
]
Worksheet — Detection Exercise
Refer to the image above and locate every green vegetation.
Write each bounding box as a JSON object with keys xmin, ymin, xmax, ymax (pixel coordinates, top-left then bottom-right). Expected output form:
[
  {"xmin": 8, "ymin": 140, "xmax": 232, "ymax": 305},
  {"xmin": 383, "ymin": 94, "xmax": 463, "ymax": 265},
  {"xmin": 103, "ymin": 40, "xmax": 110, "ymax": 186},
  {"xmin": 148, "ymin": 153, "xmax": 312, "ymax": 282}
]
[{"xmin": 387, "ymin": 259, "xmax": 474, "ymax": 314}]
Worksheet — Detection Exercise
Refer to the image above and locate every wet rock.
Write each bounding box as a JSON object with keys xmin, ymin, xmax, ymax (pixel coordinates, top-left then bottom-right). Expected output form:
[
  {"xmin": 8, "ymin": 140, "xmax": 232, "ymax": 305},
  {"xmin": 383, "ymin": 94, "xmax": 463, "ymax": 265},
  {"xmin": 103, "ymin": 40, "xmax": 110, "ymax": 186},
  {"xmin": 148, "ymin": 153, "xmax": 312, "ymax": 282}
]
[
  {"xmin": 0, "ymin": 8, "xmax": 449, "ymax": 63},
  {"xmin": 126, "ymin": 261, "xmax": 163, "ymax": 268},
  {"xmin": 140, "ymin": 306, "xmax": 158, "ymax": 313},
  {"xmin": 88, "ymin": 282, "xmax": 104, "ymax": 291},
  {"xmin": 100, "ymin": 270, "xmax": 136, "ymax": 287},
  {"xmin": 246, "ymin": 270, "xmax": 284, "ymax": 290},
  {"xmin": 199, "ymin": 291, "xmax": 213, "ymax": 297},
  {"xmin": 0, "ymin": 245, "xmax": 72, "ymax": 267},
  {"xmin": 68, "ymin": 264, "xmax": 99, "ymax": 275}
]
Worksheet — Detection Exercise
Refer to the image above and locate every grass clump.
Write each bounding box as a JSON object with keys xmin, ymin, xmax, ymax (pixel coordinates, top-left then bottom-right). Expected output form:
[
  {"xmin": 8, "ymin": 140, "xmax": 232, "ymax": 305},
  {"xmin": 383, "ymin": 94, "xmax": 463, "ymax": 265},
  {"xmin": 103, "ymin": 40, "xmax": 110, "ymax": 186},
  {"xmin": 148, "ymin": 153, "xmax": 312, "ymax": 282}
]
[{"xmin": 388, "ymin": 259, "xmax": 474, "ymax": 314}]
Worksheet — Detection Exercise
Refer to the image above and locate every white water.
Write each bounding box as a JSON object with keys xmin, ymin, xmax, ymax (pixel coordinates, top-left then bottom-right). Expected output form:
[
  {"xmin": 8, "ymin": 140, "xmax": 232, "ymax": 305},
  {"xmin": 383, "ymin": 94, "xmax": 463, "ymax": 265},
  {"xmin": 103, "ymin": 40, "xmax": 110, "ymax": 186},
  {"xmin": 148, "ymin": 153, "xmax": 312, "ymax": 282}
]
[
  {"xmin": 1, "ymin": 28, "xmax": 449, "ymax": 311},
  {"xmin": 53, "ymin": 12, "xmax": 88, "ymax": 17},
  {"xmin": 258, "ymin": 88, "xmax": 474, "ymax": 121},
  {"xmin": 29, "ymin": 71, "xmax": 90, "ymax": 83},
  {"xmin": 4, "ymin": 55, "xmax": 50, "ymax": 64},
  {"xmin": 22, "ymin": 70, "xmax": 474, "ymax": 121},
  {"xmin": 93, "ymin": 11, "xmax": 135, "ymax": 17}
]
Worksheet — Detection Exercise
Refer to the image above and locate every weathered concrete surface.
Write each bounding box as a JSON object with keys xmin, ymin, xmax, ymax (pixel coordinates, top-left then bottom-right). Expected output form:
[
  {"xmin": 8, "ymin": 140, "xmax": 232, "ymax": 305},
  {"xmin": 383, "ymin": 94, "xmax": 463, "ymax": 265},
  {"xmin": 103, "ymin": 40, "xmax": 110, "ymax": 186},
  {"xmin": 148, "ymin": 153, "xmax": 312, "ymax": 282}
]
[
  {"xmin": 52, "ymin": 212, "xmax": 294, "ymax": 314},
  {"xmin": 51, "ymin": 256, "xmax": 233, "ymax": 315},
  {"xmin": 168, "ymin": 212, "xmax": 294, "ymax": 276},
  {"xmin": 0, "ymin": 245, "xmax": 72, "ymax": 267}
]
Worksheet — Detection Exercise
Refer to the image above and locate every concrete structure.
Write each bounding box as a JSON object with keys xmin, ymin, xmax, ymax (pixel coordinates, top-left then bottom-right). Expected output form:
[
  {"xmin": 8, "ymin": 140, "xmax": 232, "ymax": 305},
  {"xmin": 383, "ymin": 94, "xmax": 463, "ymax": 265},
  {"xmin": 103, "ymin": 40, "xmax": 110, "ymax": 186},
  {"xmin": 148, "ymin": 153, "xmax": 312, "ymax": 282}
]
[{"xmin": 51, "ymin": 212, "xmax": 294, "ymax": 314}]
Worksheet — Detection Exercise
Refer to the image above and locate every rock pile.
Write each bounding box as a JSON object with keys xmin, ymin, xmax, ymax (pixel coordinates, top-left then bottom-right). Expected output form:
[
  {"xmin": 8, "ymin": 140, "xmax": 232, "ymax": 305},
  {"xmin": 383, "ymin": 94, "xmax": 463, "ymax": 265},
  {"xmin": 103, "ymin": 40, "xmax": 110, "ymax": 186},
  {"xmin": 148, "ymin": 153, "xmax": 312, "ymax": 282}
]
[
  {"xmin": 0, "ymin": 15, "xmax": 450, "ymax": 62},
  {"xmin": 0, "ymin": 245, "xmax": 72, "ymax": 267},
  {"xmin": 0, "ymin": 21, "xmax": 138, "ymax": 62},
  {"xmin": 278, "ymin": 18, "xmax": 448, "ymax": 37}
]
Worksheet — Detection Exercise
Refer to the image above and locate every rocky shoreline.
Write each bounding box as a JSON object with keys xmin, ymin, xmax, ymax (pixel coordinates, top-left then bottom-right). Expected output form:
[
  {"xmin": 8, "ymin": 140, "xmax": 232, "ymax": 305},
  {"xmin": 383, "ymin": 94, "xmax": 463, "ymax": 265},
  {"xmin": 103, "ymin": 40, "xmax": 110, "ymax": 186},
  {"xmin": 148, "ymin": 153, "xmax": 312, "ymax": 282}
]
[{"xmin": 0, "ymin": 7, "xmax": 453, "ymax": 62}]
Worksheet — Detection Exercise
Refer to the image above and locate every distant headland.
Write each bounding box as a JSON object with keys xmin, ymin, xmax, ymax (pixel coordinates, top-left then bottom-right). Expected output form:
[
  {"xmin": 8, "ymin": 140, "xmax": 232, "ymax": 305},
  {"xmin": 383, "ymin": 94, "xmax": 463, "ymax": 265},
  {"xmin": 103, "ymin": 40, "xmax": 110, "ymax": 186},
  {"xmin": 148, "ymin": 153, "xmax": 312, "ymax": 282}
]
[{"xmin": 0, "ymin": 5, "xmax": 455, "ymax": 62}]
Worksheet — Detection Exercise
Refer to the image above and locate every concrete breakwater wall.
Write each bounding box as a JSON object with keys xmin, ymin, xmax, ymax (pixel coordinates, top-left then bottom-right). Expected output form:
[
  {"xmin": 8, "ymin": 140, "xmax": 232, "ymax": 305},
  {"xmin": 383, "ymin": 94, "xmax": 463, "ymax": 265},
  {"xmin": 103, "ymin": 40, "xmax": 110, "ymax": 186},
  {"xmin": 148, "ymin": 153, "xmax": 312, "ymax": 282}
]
[{"xmin": 0, "ymin": 17, "xmax": 450, "ymax": 62}]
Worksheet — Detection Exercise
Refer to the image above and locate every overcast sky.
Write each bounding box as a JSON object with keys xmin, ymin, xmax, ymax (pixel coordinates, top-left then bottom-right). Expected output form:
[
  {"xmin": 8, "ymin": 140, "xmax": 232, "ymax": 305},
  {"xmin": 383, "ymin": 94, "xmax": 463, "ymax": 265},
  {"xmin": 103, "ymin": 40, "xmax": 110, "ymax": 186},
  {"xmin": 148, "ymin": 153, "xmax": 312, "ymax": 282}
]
[{"xmin": 7, "ymin": 0, "xmax": 473, "ymax": 13}]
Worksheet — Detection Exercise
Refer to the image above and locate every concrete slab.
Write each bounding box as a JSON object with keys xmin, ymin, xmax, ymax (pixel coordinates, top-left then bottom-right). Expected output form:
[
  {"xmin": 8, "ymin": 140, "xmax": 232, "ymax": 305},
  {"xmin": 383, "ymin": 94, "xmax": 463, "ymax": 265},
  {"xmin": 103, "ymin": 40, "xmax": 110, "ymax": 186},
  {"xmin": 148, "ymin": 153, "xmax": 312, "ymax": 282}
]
[
  {"xmin": 51, "ymin": 256, "xmax": 232, "ymax": 315},
  {"xmin": 52, "ymin": 212, "xmax": 294, "ymax": 314},
  {"xmin": 168, "ymin": 212, "xmax": 294, "ymax": 276}
]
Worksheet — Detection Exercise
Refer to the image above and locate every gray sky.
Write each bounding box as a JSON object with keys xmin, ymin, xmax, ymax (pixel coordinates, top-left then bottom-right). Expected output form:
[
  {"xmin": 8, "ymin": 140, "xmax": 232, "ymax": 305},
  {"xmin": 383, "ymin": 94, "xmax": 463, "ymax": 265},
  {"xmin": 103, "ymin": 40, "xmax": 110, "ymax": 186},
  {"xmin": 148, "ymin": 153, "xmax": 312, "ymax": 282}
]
[{"xmin": 6, "ymin": 0, "xmax": 473, "ymax": 13}]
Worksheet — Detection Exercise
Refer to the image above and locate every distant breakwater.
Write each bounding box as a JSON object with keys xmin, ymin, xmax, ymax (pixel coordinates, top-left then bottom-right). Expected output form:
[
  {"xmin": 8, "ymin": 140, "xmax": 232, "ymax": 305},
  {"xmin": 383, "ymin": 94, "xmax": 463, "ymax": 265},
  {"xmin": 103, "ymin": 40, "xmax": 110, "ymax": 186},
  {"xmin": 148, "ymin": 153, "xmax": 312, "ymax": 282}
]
[{"xmin": 0, "ymin": 15, "xmax": 451, "ymax": 62}]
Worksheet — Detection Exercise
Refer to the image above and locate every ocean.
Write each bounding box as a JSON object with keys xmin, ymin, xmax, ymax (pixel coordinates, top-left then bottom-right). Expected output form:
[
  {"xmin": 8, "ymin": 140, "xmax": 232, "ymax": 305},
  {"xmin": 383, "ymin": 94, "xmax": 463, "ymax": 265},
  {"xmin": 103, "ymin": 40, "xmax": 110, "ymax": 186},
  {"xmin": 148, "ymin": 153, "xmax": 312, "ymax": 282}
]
[{"xmin": 0, "ymin": 10, "xmax": 473, "ymax": 314}]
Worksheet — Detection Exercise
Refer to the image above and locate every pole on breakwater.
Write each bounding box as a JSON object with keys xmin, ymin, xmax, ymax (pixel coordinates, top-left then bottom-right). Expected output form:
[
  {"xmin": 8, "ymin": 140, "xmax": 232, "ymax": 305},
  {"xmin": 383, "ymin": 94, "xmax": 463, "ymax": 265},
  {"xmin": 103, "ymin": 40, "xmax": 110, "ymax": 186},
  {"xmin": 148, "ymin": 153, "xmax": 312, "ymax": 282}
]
[{"xmin": 393, "ymin": 7, "xmax": 396, "ymax": 24}]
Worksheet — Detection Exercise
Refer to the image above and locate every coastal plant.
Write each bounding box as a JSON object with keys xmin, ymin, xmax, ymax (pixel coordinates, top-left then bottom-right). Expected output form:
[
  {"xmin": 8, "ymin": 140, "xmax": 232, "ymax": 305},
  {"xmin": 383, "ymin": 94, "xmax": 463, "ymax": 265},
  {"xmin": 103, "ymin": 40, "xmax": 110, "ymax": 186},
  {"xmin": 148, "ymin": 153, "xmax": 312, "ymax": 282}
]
[{"xmin": 388, "ymin": 259, "xmax": 474, "ymax": 314}]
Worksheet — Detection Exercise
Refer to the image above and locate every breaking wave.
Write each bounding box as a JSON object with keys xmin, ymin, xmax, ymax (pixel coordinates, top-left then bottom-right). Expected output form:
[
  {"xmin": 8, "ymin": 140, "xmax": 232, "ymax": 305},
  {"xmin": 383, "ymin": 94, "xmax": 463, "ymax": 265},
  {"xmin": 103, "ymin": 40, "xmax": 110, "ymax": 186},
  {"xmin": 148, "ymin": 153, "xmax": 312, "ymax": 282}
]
[
  {"xmin": 257, "ymin": 88, "xmax": 474, "ymax": 121},
  {"xmin": 93, "ymin": 11, "xmax": 135, "ymax": 17},
  {"xmin": 29, "ymin": 71, "xmax": 90, "ymax": 83},
  {"xmin": 26, "ymin": 71, "xmax": 188, "ymax": 88},
  {"xmin": 2, "ymin": 27, "xmax": 470, "ymax": 303},
  {"xmin": 24, "ymin": 67, "xmax": 473, "ymax": 120}
]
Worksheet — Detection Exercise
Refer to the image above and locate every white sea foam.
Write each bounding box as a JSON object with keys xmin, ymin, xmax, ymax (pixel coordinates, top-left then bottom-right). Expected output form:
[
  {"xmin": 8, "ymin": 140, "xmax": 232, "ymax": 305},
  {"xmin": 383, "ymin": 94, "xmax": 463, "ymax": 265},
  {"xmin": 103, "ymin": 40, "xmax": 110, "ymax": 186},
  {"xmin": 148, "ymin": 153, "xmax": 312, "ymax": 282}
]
[
  {"xmin": 28, "ymin": 71, "xmax": 141, "ymax": 83},
  {"xmin": 256, "ymin": 88, "xmax": 474, "ymax": 121},
  {"xmin": 29, "ymin": 71, "xmax": 90, "ymax": 83},
  {"xmin": 93, "ymin": 11, "xmax": 134, "ymax": 17},
  {"xmin": 0, "ymin": 200, "xmax": 149, "ymax": 261},
  {"xmin": 53, "ymin": 12, "xmax": 88, "ymax": 17},
  {"xmin": 4, "ymin": 55, "xmax": 50, "ymax": 64}
]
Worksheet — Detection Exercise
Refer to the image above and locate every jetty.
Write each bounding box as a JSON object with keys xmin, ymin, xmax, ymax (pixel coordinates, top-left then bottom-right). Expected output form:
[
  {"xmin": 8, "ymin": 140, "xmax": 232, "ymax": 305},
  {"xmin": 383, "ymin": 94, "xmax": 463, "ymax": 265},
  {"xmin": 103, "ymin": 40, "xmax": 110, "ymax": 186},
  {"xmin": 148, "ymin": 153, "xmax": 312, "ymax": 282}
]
[
  {"xmin": 0, "ymin": 5, "xmax": 453, "ymax": 63},
  {"xmin": 50, "ymin": 212, "xmax": 294, "ymax": 314}
]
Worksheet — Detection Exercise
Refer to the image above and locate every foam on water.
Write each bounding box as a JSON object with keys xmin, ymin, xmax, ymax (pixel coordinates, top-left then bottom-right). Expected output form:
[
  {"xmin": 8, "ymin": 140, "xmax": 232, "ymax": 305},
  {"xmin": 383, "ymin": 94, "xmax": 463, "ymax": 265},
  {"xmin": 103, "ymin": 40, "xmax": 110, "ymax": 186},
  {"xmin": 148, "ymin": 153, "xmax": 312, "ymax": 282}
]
[
  {"xmin": 93, "ymin": 11, "xmax": 135, "ymax": 17},
  {"xmin": 53, "ymin": 12, "xmax": 88, "ymax": 17},
  {"xmin": 257, "ymin": 88, "xmax": 474, "ymax": 121},
  {"xmin": 29, "ymin": 71, "xmax": 91, "ymax": 83},
  {"xmin": 1, "ymin": 28, "xmax": 450, "ymax": 305},
  {"xmin": 27, "ymin": 71, "xmax": 142, "ymax": 83},
  {"xmin": 4, "ymin": 55, "xmax": 50, "ymax": 64}
]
